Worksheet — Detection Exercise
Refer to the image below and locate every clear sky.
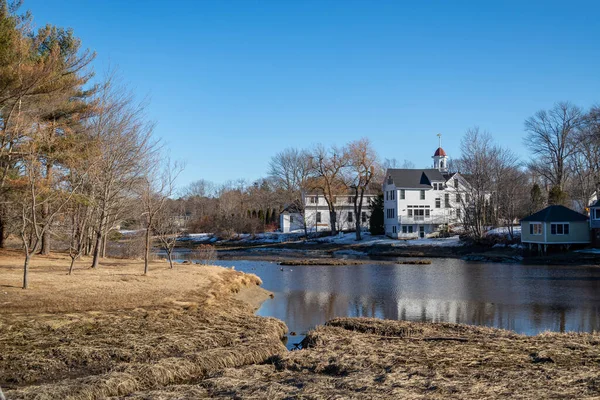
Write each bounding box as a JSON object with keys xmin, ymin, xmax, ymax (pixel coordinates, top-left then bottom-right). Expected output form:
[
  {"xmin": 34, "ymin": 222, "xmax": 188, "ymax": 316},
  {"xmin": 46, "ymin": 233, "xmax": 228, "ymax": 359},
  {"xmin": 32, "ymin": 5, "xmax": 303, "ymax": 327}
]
[{"xmin": 23, "ymin": 0, "xmax": 600, "ymax": 188}]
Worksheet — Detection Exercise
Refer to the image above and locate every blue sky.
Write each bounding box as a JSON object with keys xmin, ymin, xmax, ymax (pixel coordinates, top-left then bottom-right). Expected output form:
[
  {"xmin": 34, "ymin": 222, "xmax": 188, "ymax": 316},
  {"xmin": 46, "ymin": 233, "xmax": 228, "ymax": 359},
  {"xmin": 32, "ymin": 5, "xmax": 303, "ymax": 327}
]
[{"xmin": 24, "ymin": 0, "xmax": 600, "ymax": 188}]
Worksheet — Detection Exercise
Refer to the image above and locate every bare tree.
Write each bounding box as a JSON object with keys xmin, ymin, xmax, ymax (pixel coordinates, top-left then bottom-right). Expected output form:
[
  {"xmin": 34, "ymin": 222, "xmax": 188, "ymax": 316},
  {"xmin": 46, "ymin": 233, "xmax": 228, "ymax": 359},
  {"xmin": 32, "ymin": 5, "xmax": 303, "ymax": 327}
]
[
  {"xmin": 87, "ymin": 75, "xmax": 157, "ymax": 269},
  {"xmin": 139, "ymin": 158, "xmax": 183, "ymax": 274},
  {"xmin": 346, "ymin": 138, "xmax": 380, "ymax": 240},
  {"xmin": 308, "ymin": 144, "xmax": 349, "ymax": 235},
  {"xmin": 155, "ymin": 201, "xmax": 184, "ymax": 269},
  {"xmin": 268, "ymin": 147, "xmax": 311, "ymax": 236},
  {"xmin": 524, "ymin": 102, "xmax": 583, "ymax": 191},
  {"xmin": 456, "ymin": 128, "xmax": 498, "ymax": 239}
]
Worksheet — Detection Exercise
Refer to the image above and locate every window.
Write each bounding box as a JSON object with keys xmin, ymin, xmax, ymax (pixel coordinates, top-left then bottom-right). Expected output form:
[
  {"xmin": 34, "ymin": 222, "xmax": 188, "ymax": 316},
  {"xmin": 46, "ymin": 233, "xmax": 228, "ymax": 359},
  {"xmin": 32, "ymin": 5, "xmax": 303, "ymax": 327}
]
[
  {"xmin": 408, "ymin": 226, "xmax": 413, "ymax": 233},
  {"xmin": 362, "ymin": 212, "xmax": 367, "ymax": 223},
  {"xmin": 594, "ymin": 209, "xmax": 600, "ymax": 219},
  {"xmin": 400, "ymin": 189, "xmax": 405, "ymax": 199},
  {"xmin": 425, "ymin": 209, "xmax": 430, "ymax": 217},
  {"xmin": 445, "ymin": 193, "xmax": 450, "ymax": 208},
  {"xmin": 408, "ymin": 209, "xmax": 413, "ymax": 217},
  {"xmin": 456, "ymin": 209, "xmax": 461, "ymax": 218},
  {"xmin": 348, "ymin": 196, "xmax": 354, "ymax": 204},
  {"xmin": 348, "ymin": 211, "xmax": 353, "ymax": 223},
  {"xmin": 435, "ymin": 198, "xmax": 441, "ymax": 208},
  {"xmin": 529, "ymin": 223, "xmax": 542, "ymax": 235},
  {"xmin": 550, "ymin": 223, "xmax": 569, "ymax": 235},
  {"xmin": 420, "ymin": 190, "xmax": 425, "ymax": 200},
  {"xmin": 402, "ymin": 226, "xmax": 407, "ymax": 233},
  {"xmin": 290, "ymin": 216, "xmax": 294, "ymax": 223},
  {"xmin": 392, "ymin": 226, "xmax": 397, "ymax": 234},
  {"xmin": 386, "ymin": 209, "xmax": 396, "ymax": 219},
  {"xmin": 456, "ymin": 193, "xmax": 461, "ymax": 202},
  {"xmin": 454, "ymin": 179, "xmax": 459, "ymax": 189},
  {"xmin": 386, "ymin": 191, "xmax": 388, "ymax": 201},
  {"xmin": 316, "ymin": 212, "xmax": 321, "ymax": 223},
  {"xmin": 433, "ymin": 183, "xmax": 438, "ymax": 190},
  {"xmin": 309, "ymin": 196, "xmax": 317, "ymax": 204}
]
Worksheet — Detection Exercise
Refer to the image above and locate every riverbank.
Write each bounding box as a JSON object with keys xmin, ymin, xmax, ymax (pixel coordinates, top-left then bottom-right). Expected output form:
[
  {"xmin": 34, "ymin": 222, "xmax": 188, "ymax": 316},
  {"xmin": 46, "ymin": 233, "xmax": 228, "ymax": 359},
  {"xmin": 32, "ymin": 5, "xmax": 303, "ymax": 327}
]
[
  {"xmin": 193, "ymin": 237, "xmax": 600, "ymax": 267},
  {"xmin": 2, "ymin": 250, "xmax": 600, "ymax": 399}
]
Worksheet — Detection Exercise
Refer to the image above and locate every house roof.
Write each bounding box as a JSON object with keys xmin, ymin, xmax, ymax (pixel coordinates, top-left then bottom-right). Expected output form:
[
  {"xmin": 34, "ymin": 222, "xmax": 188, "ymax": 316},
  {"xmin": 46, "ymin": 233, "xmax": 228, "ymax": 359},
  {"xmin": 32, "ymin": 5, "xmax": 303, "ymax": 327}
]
[
  {"xmin": 434, "ymin": 147, "xmax": 447, "ymax": 157},
  {"xmin": 520, "ymin": 205, "xmax": 589, "ymax": 223},
  {"xmin": 386, "ymin": 168, "xmax": 445, "ymax": 189},
  {"xmin": 590, "ymin": 200, "xmax": 600, "ymax": 208}
]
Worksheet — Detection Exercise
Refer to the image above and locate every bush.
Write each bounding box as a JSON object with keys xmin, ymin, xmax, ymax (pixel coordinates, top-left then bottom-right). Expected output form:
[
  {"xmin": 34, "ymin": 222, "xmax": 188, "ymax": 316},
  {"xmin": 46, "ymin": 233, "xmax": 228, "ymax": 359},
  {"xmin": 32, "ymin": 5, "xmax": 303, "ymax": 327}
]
[{"xmin": 194, "ymin": 244, "xmax": 217, "ymax": 265}]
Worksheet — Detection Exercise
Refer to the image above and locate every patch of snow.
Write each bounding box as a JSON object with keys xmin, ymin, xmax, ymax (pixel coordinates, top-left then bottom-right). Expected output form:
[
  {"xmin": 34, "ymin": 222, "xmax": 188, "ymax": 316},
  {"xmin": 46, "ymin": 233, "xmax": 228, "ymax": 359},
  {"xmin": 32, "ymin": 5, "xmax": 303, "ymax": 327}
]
[
  {"xmin": 119, "ymin": 229, "xmax": 142, "ymax": 235},
  {"xmin": 486, "ymin": 226, "xmax": 521, "ymax": 237},
  {"xmin": 574, "ymin": 248, "xmax": 600, "ymax": 254}
]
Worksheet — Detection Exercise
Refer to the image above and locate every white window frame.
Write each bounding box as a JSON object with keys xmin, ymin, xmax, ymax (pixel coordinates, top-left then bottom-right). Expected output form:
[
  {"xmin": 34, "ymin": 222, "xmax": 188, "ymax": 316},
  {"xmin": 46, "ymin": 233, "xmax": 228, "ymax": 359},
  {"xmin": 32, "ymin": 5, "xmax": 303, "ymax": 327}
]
[
  {"xmin": 530, "ymin": 222, "xmax": 542, "ymax": 236},
  {"xmin": 420, "ymin": 190, "xmax": 425, "ymax": 200},
  {"xmin": 400, "ymin": 189, "xmax": 405, "ymax": 200},
  {"xmin": 550, "ymin": 222, "xmax": 570, "ymax": 235}
]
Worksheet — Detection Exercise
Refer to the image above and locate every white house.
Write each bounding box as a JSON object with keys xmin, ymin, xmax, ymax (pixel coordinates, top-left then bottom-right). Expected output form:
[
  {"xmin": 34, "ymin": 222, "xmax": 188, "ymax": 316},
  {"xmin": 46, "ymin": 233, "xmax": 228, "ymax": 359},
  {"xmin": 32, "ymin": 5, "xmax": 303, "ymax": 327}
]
[
  {"xmin": 280, "ymin": 192, "xmax": 377, "ymax": 234},
  {"xmin": 383, "ymin": 146, "xmax": 469, "ymax": 239}
]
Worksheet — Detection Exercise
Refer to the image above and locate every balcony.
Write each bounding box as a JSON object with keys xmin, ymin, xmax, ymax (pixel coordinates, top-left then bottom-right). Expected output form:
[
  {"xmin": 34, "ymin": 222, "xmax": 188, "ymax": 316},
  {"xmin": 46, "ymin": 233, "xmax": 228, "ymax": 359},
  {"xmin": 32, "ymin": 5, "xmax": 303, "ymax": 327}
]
[{"xmin": 399, "ymin": 215, "xmax": 449, "ymax": 225}]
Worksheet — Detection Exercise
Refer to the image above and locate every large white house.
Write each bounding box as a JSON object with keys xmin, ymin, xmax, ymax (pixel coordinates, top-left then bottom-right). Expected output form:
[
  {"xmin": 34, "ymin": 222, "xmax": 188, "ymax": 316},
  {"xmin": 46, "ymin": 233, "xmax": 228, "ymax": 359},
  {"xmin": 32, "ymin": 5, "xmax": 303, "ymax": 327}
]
[
  {"xmin": 383, "ymin": 146, "xmax": 469, "ymax": 238},
  {"xmin": 280, "ymin": 192, "xmax": 377, "ymax": 233}
]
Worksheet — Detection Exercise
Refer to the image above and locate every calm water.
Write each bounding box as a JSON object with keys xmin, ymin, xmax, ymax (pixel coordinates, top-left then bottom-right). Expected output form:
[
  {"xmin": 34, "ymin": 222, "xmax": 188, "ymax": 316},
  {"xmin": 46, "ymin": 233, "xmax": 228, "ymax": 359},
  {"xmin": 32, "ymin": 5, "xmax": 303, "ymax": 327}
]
[{"xmin": 199, "ymin": 258, "xmax": 600, "ymax": 346}]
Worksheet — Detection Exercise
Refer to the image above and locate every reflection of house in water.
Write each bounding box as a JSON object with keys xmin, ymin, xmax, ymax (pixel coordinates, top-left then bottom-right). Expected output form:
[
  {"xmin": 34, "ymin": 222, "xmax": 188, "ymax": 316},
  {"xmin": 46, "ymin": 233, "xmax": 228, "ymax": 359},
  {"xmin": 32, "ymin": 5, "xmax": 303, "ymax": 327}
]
[{"xmin": 258, "ymin": 260, "xmax": 600, "ymax": 337}]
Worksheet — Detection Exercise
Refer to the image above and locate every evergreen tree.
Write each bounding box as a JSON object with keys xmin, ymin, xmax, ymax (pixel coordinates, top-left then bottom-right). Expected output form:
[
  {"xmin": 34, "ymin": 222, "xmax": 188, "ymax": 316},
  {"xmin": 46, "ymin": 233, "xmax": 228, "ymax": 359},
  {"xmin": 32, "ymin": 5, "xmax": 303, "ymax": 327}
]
[
  {"xmin": 368, "ymin": 194, "xmax": 384, "ymax": 235},
  {"xmin": 529, "ymin": 183, "xmax": 545, "ymax": 214},
  {"xmin": 548, "ymin": 185, "xmax": 568, "ymax": 206}
]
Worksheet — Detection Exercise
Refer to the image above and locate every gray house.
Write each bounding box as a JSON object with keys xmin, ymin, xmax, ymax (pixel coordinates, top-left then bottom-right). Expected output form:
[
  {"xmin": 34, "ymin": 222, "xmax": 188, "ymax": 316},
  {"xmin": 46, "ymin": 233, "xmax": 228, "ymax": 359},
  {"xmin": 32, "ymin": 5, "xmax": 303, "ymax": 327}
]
[{"xmin": 521, "ymin": 205, "xmax": 590, "ymax": 251}]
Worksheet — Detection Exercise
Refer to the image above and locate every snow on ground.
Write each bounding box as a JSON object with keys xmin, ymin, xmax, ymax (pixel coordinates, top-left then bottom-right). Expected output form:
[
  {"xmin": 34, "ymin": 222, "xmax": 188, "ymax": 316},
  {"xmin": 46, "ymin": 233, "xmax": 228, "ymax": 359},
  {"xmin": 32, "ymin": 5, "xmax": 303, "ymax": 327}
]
[
  {"xmin": 486, "ymin": 226, "xmax": 521, "ymax": 237},
  {"xmin": 574, "ymin": 248, "xmax": 600, "ymax": 254},
  {"xmin": 179, "ymin": 230, "xmax": 465, "ymax": 247},
  {"xmin": 118, "ymin": 229, "xmax": 143, "ymax": 235},
  {"xmin": 311, "ymin": 232, "xmax": 464, "ymax": 247}
]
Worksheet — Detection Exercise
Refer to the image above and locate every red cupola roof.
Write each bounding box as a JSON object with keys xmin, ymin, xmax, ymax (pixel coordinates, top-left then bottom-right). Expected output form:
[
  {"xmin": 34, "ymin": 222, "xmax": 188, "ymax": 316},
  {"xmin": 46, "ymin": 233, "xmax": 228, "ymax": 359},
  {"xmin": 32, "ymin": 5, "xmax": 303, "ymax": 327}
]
[{"xmin": 434, "ymin": 147, "xmax": 447, "ymax": 157}]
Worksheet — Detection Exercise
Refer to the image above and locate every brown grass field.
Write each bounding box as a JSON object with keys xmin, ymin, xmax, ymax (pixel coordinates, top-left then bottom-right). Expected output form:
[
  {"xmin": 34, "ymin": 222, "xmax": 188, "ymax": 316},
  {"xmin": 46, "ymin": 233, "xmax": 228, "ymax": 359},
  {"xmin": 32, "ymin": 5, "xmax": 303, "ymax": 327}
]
[{"xmin": 1, "ymin": 250, "xmax": 600, "ymax": 399}]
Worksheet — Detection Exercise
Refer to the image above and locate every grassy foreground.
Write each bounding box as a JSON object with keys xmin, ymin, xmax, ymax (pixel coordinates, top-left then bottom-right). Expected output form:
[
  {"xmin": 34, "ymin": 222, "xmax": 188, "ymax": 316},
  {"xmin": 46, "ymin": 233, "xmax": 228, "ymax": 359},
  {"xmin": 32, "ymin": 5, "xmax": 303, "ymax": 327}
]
[
  {"xmin": 0, "ymin": 250, "xmax": 286, "ymax": 399},
  {"xmin": 1, "ymin": 250, "xmax": 600, "ymax": 399}
]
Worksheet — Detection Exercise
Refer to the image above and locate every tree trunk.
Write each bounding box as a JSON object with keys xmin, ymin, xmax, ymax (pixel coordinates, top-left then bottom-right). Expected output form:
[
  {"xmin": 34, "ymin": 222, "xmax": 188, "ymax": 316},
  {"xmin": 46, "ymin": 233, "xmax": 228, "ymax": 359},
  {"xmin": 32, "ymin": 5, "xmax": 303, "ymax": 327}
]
[
  {"xmin": 69, "ymin": 257, "xmax": 76, "ymax": 275},
  {"xmin": 167, "ymin": 249, "xmax": 173, "ymax": 269},
  {"xmin": 91, "ymin": 210, "xmax": 106, "ymax": 268},
  {"xmin": 23, "ymin": 253, "xmax": 30, "ymax": 289},
  {"xmin": 0, "ymin": 215, "xmax": 5, "ymax": 249},
  {"xmin": 91, "ymin": 230, "xmax": 102, "ymax": 269},
  {"xmin": 329, "ymin": 209, "xmax": 337, "ymax": 236},
  {"xmin": 144, "ymin": 225, "xmax": 151, "ymax": 275},
  {"xmin": 40, "ymin": 162, "xmax": 53, "ymax": 255}
]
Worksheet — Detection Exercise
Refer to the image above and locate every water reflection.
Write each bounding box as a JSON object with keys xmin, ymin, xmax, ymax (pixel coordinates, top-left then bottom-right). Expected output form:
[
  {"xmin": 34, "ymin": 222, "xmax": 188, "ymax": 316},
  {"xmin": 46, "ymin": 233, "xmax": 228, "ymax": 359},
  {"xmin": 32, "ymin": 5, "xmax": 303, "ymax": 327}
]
[{"xmin": 206, "ymin": 259, "xmax": 600, "ymax": 343}]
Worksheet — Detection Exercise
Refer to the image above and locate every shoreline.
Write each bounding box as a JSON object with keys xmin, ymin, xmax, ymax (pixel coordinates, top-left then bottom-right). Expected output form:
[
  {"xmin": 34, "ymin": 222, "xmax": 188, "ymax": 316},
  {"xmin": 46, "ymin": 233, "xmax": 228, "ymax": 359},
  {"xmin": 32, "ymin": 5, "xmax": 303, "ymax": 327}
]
[
  {"xmin": 3, "ymin": 250, "xmax": 600, "ymax": 398},
  {"xmin": 175, "ymin": 240, "xmax": 600, "ymax": 267}
]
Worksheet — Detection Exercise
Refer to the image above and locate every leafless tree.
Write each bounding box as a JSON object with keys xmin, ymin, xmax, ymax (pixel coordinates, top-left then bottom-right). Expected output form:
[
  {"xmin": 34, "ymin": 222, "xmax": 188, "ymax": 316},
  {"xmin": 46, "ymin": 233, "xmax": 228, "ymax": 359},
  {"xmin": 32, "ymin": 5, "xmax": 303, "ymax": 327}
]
[
  {"xmin": 308, "ymin": 144, "xmax": 349, "ymax": 235},
  {"xmin": 87, "ymin": 75, "xmax": 158, "ymax": 269},
  {"xmin": 139, "ymin": 158, "xmax": 183, "ymax": 274},
  {"xmin": 524, "ymin": 102, "xmax": 583, "ymax": 191},
  {"xmin": 268, "ymin": 147, "xmax": 311, "ymax": 236},
  {"xmin": 346, "ymin": 138, "xmax": 380, "ymax": 240}
]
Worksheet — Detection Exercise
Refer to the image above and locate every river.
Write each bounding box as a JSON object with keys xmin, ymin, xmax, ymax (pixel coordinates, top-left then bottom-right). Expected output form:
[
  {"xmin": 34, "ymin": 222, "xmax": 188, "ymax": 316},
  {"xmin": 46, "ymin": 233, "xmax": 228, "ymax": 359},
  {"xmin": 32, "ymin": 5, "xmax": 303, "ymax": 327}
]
[{"xmin": 188, "ymin": 256, "xmax": 600, "ymax": 348}]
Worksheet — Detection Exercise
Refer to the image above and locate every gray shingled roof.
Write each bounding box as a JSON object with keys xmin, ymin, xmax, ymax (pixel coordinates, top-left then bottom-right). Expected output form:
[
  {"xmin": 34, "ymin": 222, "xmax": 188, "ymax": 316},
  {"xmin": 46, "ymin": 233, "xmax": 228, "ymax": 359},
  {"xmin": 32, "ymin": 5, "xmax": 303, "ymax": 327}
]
[
  {"xmin": 521, "ymin": 205, "xmax": 588, "ymax": 222},
  {"xmin": 386, "ymin": 169, "xmax": 445, "ymax": 189}
]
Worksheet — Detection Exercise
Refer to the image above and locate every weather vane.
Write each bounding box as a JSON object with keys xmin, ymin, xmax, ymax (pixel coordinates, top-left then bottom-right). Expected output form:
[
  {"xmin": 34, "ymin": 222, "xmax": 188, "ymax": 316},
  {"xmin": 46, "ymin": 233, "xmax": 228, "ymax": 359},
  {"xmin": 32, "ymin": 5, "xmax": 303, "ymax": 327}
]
[{"xmin": 437, "ymin": 133, "xmax": 442, "ymax": 148}]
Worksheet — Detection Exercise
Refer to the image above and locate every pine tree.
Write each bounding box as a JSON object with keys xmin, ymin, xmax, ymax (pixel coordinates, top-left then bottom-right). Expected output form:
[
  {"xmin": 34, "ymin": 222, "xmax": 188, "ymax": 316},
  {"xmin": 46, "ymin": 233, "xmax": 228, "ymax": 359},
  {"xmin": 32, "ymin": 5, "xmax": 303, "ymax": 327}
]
[{"xmin": 368, "ymin": 194, "xmax": 384, "ymax": 235}]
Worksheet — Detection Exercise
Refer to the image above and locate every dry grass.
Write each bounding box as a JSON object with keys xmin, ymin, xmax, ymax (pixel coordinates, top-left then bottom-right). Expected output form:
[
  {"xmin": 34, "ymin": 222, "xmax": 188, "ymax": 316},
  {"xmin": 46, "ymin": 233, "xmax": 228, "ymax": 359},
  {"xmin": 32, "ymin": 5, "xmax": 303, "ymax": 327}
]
[
  {"xmin": 131, "ymin": 318, "xmax": 600, "ymax": 399},
  {"xmin": 3, "ymin": 249, "xmax": 600, "ymax": 399},
  {"xmin": 0, "ymin": 250, "xmax": 286, "ymax": 399}
]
